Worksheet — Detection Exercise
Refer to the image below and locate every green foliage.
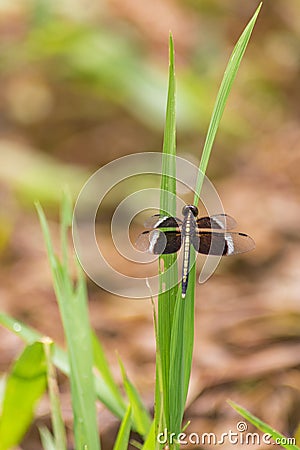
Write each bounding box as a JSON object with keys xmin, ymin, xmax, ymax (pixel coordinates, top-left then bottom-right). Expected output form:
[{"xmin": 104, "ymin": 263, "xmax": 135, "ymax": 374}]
[
  {"xmin": 228, "ymin": 400, "xmax": 300, "ymax": 450},
  {"xmin": 155, "ymin": 5, "xmax": 262, "ymax": 448},
  {"xmin": 43, "ymin": 339, "xmax": 67, "ymax": 450},
  {"xmin": 0, "ymin": 312, "xmax": 126, "ymax": 419},
  {"xmin": 0, "ymin": 342, "xmax": 47, "ymax": 450},
  {"xmin": 0, "ymin": 5, "xmax": 262, "ymax": 447},
  {"xmin": 92, "ymin": 332, "xmax": 126, "ymax": 416},
  {"xmin": 141, "ymin": 421, "xmax": 156, "ymax": 450},
  {"xmin": 193, "ymin": 2, "xmax": 262, "ymax": 203},
  {"xmin": 36, "ymin": 197, "xmax": 101, "ymax": 450},
  {"xmin": 112, "ymin": 405, "xmax": 132, "ymax": 450},
  {"xmin": 156, "ymin": 34, "xmax": 178, "ymax": 442},
  {"xmin": 119, "ymin": 358, "xmax": 152, "ymax": 438},
  {"xmin": 0, "ymin": 194, "xmax": 151, "ymax": 448},
  {"xmin": 39, "ymin": 427, "xmax": 57, "ymax": 450}
]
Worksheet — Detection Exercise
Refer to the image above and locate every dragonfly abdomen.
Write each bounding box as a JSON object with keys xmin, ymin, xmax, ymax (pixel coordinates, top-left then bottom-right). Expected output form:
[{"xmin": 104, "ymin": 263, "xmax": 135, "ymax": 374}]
[{"xmin": 181, "ymin": 210, "xmax": 197, "ymax": 298}]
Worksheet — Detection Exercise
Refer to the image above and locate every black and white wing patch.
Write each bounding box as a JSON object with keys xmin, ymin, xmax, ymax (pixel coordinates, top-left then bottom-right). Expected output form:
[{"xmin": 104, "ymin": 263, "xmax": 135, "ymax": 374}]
[
  {"xmin": 136, "ymin": 230, "xmax": 181, "ymax": 255},
  {"xmin": 192, "ymin": 231, "xmax": 255, "ymax": 256},
  {"xmin": 196, "ymin": 214, "xmax": 237, "ymax": 230},
  {"xmin": 143, "ymin": 214, "xmax": 182, "ymax": 229}
]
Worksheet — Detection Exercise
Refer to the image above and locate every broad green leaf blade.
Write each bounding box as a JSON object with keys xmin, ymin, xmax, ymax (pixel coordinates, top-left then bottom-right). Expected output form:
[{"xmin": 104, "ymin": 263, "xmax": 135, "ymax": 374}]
[
  {"xmin": 112, "ymin": 405, "xmax": 132, "ymax": 450},
  {"xmin": 194, "ymin": 2, "xmax": 262, "ymax": 204},
  {"xmin": 157, "ymin": 32, "xmax": 178, "ymax": 438},
  {"xmin": 0, "ymin": 312, "xmax": 126, "ymax": 419},
  {"xmin": 36, "ymin": 200, "xmax": 101, "ymax": 450},
  {"xmin": 0, "ymin": 342, "xmax": 47, "ymax": 450},
  {"xmin": 119, "ymin": 358, "xmax": 152, "ymax": 438},
  {"xmin": 43, "ymin": 339, "xmax": 67, "ymax": 450},
  {"xmin": 228, "ymin": 400, "xmax": 300, "ymax": 450},
  {"xmin": 39, "ymin": 427, "xmax": 56, "ymax": 450}
]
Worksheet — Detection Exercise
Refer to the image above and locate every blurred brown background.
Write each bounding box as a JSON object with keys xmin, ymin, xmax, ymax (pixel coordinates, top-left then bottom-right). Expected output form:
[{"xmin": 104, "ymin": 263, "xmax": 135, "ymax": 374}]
[{"xmin": 0, "ymin": 0, "xmax": 300, "ymax": 448}]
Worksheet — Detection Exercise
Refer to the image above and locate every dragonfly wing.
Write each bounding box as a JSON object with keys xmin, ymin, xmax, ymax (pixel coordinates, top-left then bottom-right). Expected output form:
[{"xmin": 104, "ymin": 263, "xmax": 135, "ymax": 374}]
[
  {"xmin": 144, "ymin": 214, "xmax": 182, "ymax": 229},
  {"xmin": 196, "ymin": 214, "xmax": 237, "ymax": 230},
  {"xmin": 192, "ymin": 231, "xmax": 255, "ymax": 256},
  {"xmin": 136, "ymin": 230, "xmax": 181, "ymax": 254}
]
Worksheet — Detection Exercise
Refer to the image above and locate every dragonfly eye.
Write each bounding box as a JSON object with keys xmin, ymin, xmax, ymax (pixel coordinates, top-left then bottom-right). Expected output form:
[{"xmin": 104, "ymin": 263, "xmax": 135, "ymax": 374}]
[{"xmin": 182, "ymin": 205, "xmax": 198, "ymax": 217}]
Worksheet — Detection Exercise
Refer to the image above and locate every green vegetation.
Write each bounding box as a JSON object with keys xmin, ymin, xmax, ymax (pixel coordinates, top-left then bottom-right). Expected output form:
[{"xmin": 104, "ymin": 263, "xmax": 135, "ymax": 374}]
[{"xmin": 1, "ymin": 4, "xmax": 295, "ymax": 450}]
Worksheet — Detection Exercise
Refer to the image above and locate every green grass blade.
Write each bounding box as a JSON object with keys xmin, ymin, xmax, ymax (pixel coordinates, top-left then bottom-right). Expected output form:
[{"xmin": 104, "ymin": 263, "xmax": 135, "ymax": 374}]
[
  {"xmin": 157, "ymin": 32, "xmax": 178, "ymax": 438},
  {"xmin": 39, "ymin": 426, "xmax": 56, "ymax": 450},
  {"xmin": 141, "ymin": 420, "xmax": 156, "ymax": 450},
  {"xmin": 36, "ymin": 199, "xmax": 101, "ymax": 450},
  {"xmin": 0, "ymin": 313, "xmax": 41, "ymax": 343},
  {"xmin": 43, "ymin": 339, "xmax": 67, "ymax": 450},
  {"xmin": 92, "ymin": 332, "xmax": 126, "ymax": 414},
  {"xmin": 168, "ymin": 285, "xmax": 195, "ymax": 441},
  {"xmin": 63, "ymin": 253, "xmax": 101, "ymax": 450},
  {"xmin": 169, "ymin": 7, "xmax": 263, "ymax": 433},
  {"xmin": 160, "ymin": 33, "xmax": 177, "ymax": 213},
  {"xmin": 168, "ymin": 292, "xmax": 184, "ymax": 437},
  {"xmin": 228, "ymin": 400, "xmax": 300, "ymax": 450},
  {"xmin": 119, "ymin": 358, "xmax": 152, "ymax": 438},
  {"xmin": 0, "ymin": 342, "xmax": 47, "ymax": 450},
  {"xmin": 158, "ymin": 33, "xmax": 195, "ymax": 446},
  {"xmin": 0, "ymin": 312, "xmax": 126, "ymax": 419},
  {"xmin": 194, "ymin": 2, "xmax": 262, "ymax": 204},
  {"xmin": 166, "ymin": 6, "xmax": 262, "ymax": 445},
  {"xmin": 150, "ymin": 296, "xmax": 164, "ymax": 450},
  {"xmin": 112, "ymin": 405, "xmax": 132, "ymax": 450}
]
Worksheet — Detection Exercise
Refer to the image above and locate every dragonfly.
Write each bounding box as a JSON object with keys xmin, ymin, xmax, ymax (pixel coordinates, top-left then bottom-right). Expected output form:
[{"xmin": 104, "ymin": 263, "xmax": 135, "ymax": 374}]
[{"xmin": 136, "ymin": 204, "xmax": 255, "ymax": 298}]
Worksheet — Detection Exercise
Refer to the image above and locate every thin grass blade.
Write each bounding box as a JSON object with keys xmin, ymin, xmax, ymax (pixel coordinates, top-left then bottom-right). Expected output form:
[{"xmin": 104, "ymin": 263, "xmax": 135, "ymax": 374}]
[
  {"xmin": 92, "ymin": 332, "xmax": 126, "ymax": 414},
  {"xmin": 112, "ymin": 405, "xmax": 132, "ymax": 450},
  {"xmin": 141, "ymin": 421, "xmax": 156, "ymax": 450},
  {"xmin": 118, "ymin": 357, "xmax": 152, "ymax": 438},
  {"xmin": 228, "ymin": 400, "xmax": 299, "ymax": 450},
  {"xmin": 182, "ymin": 5, "xmax": 262, "ymax": 429},
  {"xmin": 157, "ymin": 33, "xmax": 178, "ymax": 438},
  {"xmin": 150, "ymin": 295, "xmax": 165, "ymax": 450},
  {"xmin": 36, "ymin": 199, "xmax": 101, "ymax": 450},
  {"xmin": 39, "ymin": 427, "xmax": 57, "ymax": 450},
  {"xmin": 168, "ymin": 292, "xmax": 185, "ymax": 436},
  {"xmin": 160, "ymin": 33, "xmax": 177, "ymax": 213},
  {"xmin": 194, "ymin": 2, "xmax": 262, "ymax": 204},
  {"xmin": 43, "ymin": 339, "xmax": 67, "ymax": 450},
  {"xmin": 167, "ymin": 5, "xmax": 263, "ymax": 444}
]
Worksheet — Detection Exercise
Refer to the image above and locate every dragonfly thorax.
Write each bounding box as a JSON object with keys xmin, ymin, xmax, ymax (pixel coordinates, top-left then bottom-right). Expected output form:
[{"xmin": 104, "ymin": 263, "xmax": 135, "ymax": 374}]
[{"xmin": 182, "ymin": 205, "xmax": 198, "ymax": 217}]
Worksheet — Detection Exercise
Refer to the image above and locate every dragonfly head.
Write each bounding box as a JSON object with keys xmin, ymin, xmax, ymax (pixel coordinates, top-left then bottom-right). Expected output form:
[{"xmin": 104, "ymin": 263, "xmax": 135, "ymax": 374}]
[{"xmin": 182, "ymin": 205, "xmax": 198, "ymax": 217}]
